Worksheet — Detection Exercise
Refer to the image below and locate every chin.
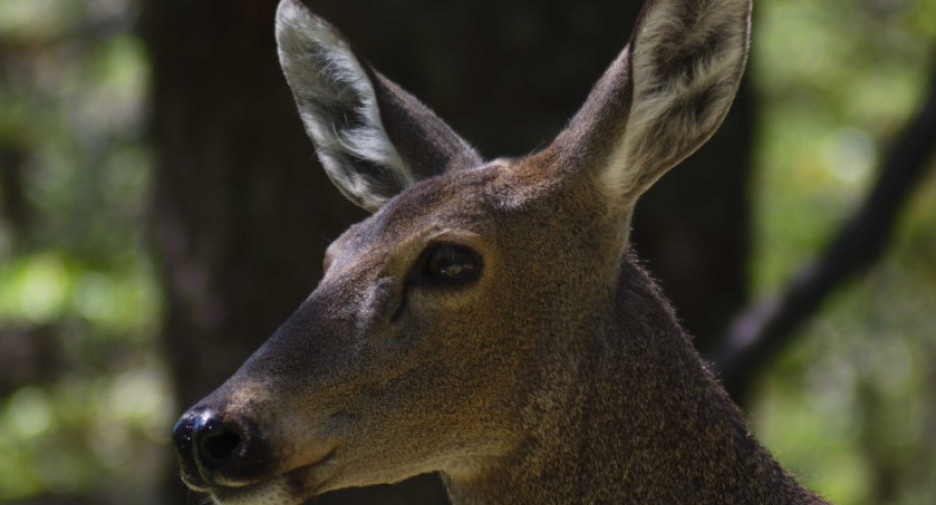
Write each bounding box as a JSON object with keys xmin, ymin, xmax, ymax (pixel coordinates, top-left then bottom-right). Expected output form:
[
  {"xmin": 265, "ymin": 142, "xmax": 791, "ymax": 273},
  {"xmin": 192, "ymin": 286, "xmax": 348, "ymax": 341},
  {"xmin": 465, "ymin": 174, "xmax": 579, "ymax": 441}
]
[
  {"xmin": 203, "ymin": 464, "xmax": 330, "ymax": 505},
  {"xmin": 207, "ymin": 478, "xmax": 298, "ymax": 505}
]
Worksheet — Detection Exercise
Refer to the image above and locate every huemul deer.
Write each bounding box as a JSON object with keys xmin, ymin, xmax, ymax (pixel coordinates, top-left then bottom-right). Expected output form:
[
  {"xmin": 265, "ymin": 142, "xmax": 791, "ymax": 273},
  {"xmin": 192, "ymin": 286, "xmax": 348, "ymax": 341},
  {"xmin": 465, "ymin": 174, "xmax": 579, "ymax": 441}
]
[{"xmin": 172, "ymin": 0, "xmax": 830, "ymax": 503}]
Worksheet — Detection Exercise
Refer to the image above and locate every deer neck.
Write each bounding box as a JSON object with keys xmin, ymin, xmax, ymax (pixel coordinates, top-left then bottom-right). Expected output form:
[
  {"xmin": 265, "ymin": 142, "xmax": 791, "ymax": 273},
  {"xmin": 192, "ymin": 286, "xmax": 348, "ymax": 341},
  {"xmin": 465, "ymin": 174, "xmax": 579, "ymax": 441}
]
[{"xmin": 442, "ymin": 256, "xmax": 821, "ymax": 505}]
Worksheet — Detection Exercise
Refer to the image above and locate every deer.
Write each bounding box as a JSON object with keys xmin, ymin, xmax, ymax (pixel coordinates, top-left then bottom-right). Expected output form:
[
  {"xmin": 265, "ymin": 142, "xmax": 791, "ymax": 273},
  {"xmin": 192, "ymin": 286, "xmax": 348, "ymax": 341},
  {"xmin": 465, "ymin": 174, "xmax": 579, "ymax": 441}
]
[{"xmin": 171, "ymin": 0, "xmax": 832, "ymax": 503}]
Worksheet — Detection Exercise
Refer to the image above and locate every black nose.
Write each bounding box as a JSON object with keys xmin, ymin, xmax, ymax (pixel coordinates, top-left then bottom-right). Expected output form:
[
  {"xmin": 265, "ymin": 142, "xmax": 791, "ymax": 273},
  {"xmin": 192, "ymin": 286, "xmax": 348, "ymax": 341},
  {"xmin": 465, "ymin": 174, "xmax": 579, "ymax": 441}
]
[{"xmin": 172, "ymin": 409, "xmax": 248, "ymax": 485}]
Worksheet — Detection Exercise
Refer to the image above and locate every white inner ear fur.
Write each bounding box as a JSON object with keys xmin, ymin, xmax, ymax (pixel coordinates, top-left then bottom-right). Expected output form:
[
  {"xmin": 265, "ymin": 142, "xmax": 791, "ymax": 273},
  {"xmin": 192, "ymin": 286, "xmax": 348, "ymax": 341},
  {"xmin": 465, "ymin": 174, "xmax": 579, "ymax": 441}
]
[
  {"xmin": 599, "ymin": 0, "xmax": 749, "ymax": 205},
  {"xmin": 276, "ymin": 0, "xmax": 414, "ymax": 206}
]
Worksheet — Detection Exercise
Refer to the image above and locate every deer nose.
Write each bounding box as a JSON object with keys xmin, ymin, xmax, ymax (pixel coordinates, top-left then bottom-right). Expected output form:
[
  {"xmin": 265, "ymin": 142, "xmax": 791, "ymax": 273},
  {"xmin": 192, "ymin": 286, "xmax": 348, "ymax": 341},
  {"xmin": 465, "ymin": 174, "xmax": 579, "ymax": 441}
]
[{"xmin": 173, "ymin": 409, "xmax": 249, "ymax": 484}]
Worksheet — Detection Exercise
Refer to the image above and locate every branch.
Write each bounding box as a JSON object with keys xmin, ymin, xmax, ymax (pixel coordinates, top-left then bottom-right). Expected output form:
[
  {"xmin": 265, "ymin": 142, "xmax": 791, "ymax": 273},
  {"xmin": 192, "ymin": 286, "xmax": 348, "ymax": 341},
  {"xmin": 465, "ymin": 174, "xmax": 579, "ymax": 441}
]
[{"xmin": 709, "ymin": 62, "xmax": 936, "ymax": 399}]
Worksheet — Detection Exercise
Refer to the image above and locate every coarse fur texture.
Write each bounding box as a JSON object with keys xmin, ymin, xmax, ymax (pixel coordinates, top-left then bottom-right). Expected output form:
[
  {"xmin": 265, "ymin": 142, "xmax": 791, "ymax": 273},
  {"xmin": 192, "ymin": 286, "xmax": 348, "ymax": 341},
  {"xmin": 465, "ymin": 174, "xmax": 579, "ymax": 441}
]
[{"xmin": 172, "ymin": 0, "xmax": 833, "ymax": 504}]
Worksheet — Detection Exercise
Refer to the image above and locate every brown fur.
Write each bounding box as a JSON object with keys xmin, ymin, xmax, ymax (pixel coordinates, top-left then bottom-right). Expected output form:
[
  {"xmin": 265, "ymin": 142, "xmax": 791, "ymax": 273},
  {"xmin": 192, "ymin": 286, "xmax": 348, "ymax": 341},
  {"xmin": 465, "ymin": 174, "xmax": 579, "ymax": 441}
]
[{"xmin": 172, "ymin": 1, "xmax": 832, "ymax": 504}]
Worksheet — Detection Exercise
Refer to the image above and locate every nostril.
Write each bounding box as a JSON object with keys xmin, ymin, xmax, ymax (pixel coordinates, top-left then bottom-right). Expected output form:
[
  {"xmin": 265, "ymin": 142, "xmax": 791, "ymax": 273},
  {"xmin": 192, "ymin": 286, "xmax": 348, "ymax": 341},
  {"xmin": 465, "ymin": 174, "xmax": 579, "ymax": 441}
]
[
  {"xmin": 199, "ymin": 429, "xmax": 244, "ymax": 465},
  {"xmin": 193, "ymin": 413, "xmax": 247, "ymax": 470}
]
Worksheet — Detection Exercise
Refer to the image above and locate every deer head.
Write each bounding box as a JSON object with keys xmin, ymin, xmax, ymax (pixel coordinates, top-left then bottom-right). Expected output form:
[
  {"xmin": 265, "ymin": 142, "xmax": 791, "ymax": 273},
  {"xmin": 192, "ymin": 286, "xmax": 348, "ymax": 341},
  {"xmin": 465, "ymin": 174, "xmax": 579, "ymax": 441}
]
[{"xmin": 172, "ymin": 0, "xmax": 752, "ymax": 504}]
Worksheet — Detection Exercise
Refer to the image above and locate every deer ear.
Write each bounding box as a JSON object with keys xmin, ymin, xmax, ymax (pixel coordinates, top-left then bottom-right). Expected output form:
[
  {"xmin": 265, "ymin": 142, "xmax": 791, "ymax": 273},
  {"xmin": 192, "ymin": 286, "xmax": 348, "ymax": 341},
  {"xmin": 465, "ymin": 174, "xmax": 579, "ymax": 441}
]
[
  {"xmin": 555, "ymin": 0, "xmax": 751, "ymax": 207},
  {"xmin": 275, "ymin": 0, "xmax": 482, "ymax": 213}
]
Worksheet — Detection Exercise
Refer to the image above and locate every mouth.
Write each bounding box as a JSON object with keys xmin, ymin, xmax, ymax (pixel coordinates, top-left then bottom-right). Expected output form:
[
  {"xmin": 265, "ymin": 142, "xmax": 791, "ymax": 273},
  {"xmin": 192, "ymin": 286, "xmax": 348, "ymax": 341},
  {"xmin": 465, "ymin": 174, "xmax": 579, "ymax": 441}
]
[
  {"xmin": 209, "ymin": 476, "xmax": 300, "ymax": 505},
  {"xmin": 196, "ymin": 450, "xmax": 338, "ymax": 505}
]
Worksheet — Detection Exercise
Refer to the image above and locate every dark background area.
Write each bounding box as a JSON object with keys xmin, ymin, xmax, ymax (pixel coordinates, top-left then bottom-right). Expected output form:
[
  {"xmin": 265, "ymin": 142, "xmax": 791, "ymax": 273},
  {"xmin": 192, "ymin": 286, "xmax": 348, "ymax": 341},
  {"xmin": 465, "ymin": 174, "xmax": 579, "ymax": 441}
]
[{"xmin": 1, "ymin": 0, "xmax": 935, "ymax": 504}]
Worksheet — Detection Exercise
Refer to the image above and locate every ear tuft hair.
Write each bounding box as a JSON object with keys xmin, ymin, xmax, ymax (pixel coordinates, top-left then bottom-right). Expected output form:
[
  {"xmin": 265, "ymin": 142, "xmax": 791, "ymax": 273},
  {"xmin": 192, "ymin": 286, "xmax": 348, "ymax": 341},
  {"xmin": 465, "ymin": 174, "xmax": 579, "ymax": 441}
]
[
  {"xmin": 276, "ymin": 0, "xmax": 411, "ymax": 211},
  {"xmin": 623, "ymin": 0, "xmax": 750, "ymax": 189},
  {"xmin": 555, "ymin": 0, "xmax": 751, "ymax": 209}
]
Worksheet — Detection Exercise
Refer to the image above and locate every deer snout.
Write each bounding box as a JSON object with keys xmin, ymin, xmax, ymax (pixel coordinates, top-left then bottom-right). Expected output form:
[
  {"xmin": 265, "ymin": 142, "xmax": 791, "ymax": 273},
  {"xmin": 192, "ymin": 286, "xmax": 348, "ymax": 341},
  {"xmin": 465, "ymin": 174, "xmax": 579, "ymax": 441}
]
[{"xmin": 172, "ymin": 407, "xmax": 268, "ymax": 488}]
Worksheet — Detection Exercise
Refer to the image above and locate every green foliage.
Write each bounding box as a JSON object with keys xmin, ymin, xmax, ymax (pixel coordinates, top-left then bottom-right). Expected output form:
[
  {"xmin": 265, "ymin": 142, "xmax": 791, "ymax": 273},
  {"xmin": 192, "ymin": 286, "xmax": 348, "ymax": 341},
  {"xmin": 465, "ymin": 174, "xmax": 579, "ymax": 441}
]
[
  {"xmin": 0, "ymin": 0, "xmax": 168, "ymax": 502},
  {"xmin": 750, "ymin": 1, "xmax": 936, "ymax": 504}
]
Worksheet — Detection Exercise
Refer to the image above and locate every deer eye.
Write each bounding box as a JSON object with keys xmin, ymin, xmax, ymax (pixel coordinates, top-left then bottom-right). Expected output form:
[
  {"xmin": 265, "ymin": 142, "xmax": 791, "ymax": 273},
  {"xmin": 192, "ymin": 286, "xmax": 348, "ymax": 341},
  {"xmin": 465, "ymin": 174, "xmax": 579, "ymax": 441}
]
[{"xmin": 417, "ymin": 243, "xmax": 483, "ymax": 286}]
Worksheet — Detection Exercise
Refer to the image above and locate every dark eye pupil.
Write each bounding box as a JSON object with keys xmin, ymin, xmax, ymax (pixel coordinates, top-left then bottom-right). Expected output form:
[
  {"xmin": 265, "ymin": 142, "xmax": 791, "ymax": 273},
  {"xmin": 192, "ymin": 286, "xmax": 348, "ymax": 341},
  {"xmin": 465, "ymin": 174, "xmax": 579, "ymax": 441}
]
[
  {"xmin": 431, "ymin": 254, "xmax": 471, "ymax": 278},
  {"xmin": 422, "ymin": 244, "xmax": 481, "ymax": 283}
]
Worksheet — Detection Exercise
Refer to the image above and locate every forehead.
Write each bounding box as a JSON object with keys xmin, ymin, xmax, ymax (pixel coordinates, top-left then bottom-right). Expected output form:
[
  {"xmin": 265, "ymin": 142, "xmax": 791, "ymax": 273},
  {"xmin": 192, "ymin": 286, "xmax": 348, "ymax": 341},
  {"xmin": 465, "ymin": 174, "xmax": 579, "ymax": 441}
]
[{"xmin": 328, "ymin": 163, "xmax": 506, "ymax": 258}]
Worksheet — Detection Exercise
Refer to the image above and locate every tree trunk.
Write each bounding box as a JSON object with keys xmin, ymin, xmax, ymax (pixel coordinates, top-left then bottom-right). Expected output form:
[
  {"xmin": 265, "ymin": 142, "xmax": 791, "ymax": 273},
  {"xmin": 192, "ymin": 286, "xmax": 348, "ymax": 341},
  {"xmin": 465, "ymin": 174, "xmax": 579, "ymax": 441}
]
[
  {"xmin": 142, "ymin": 1, "xmax": 751, "ymax": 504},
  {"xmin": 142, "ymin": 1, "xmax": 364, "ymax": 502}
]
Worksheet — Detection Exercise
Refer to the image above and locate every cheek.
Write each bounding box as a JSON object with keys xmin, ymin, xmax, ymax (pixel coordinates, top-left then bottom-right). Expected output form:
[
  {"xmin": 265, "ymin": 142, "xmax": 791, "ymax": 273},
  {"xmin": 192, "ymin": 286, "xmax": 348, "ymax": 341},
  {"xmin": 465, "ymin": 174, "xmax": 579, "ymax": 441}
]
[{"xmin": 363, "ymin": 278, "xmax": 521, "ymax": 401}]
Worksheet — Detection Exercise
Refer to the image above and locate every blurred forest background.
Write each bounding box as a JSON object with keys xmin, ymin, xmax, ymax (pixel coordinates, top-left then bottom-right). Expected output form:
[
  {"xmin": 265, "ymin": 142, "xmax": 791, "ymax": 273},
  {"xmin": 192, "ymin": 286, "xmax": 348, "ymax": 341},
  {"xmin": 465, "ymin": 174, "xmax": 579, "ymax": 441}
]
[{"xmin": 1, "ymin": 0, "xmax": 935, "ymax": 504}]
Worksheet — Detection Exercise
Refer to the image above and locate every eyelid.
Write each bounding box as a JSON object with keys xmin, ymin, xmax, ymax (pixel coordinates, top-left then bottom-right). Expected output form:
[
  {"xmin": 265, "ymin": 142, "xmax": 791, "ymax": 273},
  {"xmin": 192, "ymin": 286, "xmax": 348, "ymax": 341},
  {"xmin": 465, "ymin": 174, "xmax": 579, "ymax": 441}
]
[
  {"xmin": 425, "ymin": 229, "xmax": 483, "ymax": 244},
  {"xmin": 412, "ymin": 242, "xmax": 483, "ymax": 287}
]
